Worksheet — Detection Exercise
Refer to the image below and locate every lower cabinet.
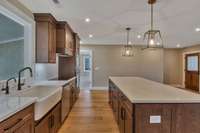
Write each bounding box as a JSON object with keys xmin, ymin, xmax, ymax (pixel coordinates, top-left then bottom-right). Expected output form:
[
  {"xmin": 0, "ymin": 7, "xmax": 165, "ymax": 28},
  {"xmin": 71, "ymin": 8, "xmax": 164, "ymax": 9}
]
[
  {"xmin": 35, "ymin": 102, "xmax": 61, "ymax": 133},
  {"xmin": 109, "ymin": 80, "xmax": 133, "ymax": 133},
  {"xmin": 109, "ymin": 80, "xmax": 200, "ymax": 133},
  {"xmin": 61, "ymin": 84, "xmax": 71, "ymax": 122},
  {"xmin": 61, "ymin": 79, "xmax": 80, "ymax": 123},
  {"xmin": 0, "ymin": 104, "xmax": 34, "ymax": 133}
]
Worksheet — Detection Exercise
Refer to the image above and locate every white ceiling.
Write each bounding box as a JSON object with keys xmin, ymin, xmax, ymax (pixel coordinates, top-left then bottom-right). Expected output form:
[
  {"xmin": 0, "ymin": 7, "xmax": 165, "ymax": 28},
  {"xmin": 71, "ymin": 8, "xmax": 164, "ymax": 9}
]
[{"xmin": 19, "ymin": 0, "xmax": 200, "ymax": 48}]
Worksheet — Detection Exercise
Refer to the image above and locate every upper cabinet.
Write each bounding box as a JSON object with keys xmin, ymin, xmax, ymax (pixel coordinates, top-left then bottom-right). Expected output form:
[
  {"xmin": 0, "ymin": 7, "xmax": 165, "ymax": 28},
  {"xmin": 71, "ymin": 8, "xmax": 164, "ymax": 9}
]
[
  {"xmin": 74, "ymin": 33, "xmax": 80, "ymax": 55},
  {"xmin": 56, "ymin": 21, "xmax": 74, "ymax": 56},
  {"xmin": 34, "ymin": 13, "xmax": 57, "ymax": 63}
]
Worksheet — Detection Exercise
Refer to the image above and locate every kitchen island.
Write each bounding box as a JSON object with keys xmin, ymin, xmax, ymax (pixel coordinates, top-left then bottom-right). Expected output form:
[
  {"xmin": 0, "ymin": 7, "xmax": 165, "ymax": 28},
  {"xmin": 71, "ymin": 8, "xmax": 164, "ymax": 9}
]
[{"xmin": 109, "ymin": 77, "xmax": 200, "ymax": 133}]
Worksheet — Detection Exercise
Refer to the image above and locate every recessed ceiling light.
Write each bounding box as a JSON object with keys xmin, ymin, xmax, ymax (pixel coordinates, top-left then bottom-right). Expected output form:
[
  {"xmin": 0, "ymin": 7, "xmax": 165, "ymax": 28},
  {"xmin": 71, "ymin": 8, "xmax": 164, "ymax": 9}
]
[
  {"xmin": 137, "ymin": 35, "xmax": 141, "ymax": 39},
  {"xmin": 89, "ymin": 34, "xmax": 93, "ymax": 38},
  {"xmin": 176, "ymin": 44, "xmax": 181, "ymax": 48},
  {"xmin": 195, "ymin": 28, "xmax": 200, "ymax": 32},
  {"xmin": 85, "ymin": 18, "xmax": 91, "ymax": 23}
]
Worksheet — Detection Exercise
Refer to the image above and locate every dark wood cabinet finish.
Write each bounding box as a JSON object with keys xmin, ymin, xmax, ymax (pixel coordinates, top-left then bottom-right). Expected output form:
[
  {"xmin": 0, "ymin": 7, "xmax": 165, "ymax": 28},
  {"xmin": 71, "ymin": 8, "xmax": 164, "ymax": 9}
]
[
  {"xmin": 61, "ymin": 84, "xmax": 71, "ymax": 122},
  {"xmin": 61, "ymin": 79, "xmax": 80, "ymax": 123},
  {"xmin": 0, "ymin": 104, "xmax": 34, "ymax": 133},
  {"xmin": 35, "ymin": 102, "xmax": 61, "ymax": 133},
  {"xmin": 135, "ymin": 104, "xmax": 172, "ymax": 133},
  {"xmin": 34, "ymin": 13, "xmax": 57, "ymax": 63},
  {"xmin": 109, "ymin": 80, "xmax": 133, "ymax": 133},
  {"xmin": 56, "ymin": 21, "xmax": 74, "ymax": 56},
  {"xmin": 58, "ymin": 56, "xmax": 75, "ymax": 80},
  {"xmin": 70, "ymin": 79, "xmax": 78, "ymax": 109},
  {"xmin": 109, "ymin": 80, "xmax": 200, "ymax": 133},
  {"xmin": 171, "ymin": 104, "xmax": 200, "ymax": 133}
]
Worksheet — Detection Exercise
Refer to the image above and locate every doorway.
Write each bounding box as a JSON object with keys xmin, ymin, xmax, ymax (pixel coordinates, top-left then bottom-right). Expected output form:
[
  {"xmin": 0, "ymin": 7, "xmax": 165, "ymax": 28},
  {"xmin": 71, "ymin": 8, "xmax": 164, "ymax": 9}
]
[
  {"xmin": 185, "ymin": 53, "xmax": 199, "ymax": 91},
  {"xmin": 80, "ymin": 50, "xmax": 92, "ymax": 90}
]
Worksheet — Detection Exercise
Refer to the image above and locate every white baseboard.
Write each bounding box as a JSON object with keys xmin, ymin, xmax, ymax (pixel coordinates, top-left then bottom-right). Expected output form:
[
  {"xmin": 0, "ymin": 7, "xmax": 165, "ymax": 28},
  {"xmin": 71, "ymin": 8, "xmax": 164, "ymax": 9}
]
[{"xmin": 91, "ymin": 86, "xmax": 108, "ymax": 90}]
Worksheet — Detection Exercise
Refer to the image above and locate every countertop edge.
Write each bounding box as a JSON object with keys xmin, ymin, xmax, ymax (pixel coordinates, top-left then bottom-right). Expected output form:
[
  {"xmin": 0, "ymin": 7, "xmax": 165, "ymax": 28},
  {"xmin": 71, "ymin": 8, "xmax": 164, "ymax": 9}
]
[{"xmin": 109, "ymin": 76, "xmax": 200, "ymax": 104}]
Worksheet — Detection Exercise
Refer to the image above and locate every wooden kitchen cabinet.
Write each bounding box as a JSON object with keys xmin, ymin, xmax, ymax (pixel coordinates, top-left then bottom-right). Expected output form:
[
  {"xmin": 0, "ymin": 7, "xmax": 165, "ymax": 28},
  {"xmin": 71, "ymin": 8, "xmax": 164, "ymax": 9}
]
[
  {"xmin": 70, "ymin": 79, "xmax": 78, "ymax": 109},
  {"xmin": 118, "ymin": 91, "xmax": 133, "ymax": 133},
  {"xmin": 56, "ymin": 21, "xmax": 74, "ymax": 56},
  {"xmin": 34, "ymin": 13, "xmax": 57, "ymax": 63},
  {"xmin": 35, "ymin": 102, "xmax": 61, "ymax": 133},
  {"xmin": 0, "ymin": 104, "xmax": 34, "ymax": 133},
  {"xmin": 61, "ymin": 79, "xmax": 80, "ymax": 123},
  {"xmin": 61, "ymin": 84, "xmax": 71, "ymax": 122}
]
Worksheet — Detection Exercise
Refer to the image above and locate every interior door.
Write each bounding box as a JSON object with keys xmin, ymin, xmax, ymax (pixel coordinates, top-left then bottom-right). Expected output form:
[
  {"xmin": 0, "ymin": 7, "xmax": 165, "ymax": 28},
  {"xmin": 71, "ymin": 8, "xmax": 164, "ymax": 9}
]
[{"xmin": 185, "ymin": 53, "xmax": 199, "ymax": 91}]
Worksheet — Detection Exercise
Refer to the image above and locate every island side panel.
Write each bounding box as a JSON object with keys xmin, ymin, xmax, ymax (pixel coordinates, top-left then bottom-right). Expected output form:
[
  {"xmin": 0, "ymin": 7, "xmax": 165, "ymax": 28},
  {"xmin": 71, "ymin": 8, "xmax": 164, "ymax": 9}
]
[
  {"xmin": 134, "ymin": 103, "xmax": 200, "ymax": 133},
  {"xmin": 171, "ymin": 104, "xmax": 200, "ymax": 133}
]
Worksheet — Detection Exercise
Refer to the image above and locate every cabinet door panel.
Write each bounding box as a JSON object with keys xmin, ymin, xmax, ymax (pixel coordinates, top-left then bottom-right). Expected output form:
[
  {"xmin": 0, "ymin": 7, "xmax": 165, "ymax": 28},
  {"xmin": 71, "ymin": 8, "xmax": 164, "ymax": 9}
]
[
  {"xmin": 35, "ymin": 113, "xmax": 52, "ymax": 133},
  {"xmin": 36, "ymin": 22, "xmax": 49, "ymax": 63},
  {"xmin": 118, "ymin": 102, "xmax": 125, "ymax": 133},
  {"xmin": 52, "ymin": 103, "xmax": 61, "ymax": 133},
  {"xmin": 48, "ymin": 22, "xmax": 56, "ymax": 63},
  {"xmin": 14, "ymin": 115, "xmax": 34, "ymax": 133},
  {"xmin": 124, "ymin": 109, "xmax": 133, "ymax": 133},
  {"xmin": 61, "ymin": 85, "xmax": 71, "ymax": 122}
]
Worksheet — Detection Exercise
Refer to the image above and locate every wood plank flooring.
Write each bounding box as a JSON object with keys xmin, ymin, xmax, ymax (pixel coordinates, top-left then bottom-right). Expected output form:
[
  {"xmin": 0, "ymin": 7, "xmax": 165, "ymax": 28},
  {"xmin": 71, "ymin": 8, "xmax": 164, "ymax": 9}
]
[{"xmin": 58, "ymin": 90, "xmax": 119, "ymax": 133}]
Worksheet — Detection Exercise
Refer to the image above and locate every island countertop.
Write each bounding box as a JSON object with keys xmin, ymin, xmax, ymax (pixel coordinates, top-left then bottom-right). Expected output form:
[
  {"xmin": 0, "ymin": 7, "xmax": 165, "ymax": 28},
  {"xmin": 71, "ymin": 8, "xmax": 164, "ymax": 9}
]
[{"xmin": 109, "ymin": 76, "xmax": 200, "ymax": 103}]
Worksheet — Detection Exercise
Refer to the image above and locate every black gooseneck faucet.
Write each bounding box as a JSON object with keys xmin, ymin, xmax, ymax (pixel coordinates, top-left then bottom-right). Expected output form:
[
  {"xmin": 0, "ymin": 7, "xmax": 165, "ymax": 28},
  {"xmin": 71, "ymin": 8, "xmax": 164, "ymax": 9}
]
[
  {"xmin": 18, "ymin": 67, "xmax": 33, "ymax": 90},
  {"xmin": 1, "ymin": 77, "xmax": 17, "ymax": 94}
]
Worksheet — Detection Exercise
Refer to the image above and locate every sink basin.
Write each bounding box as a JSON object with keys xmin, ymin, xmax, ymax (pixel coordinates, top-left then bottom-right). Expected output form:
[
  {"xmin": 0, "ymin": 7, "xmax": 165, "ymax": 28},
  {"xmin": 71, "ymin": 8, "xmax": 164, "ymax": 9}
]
[{"xmin": 12, "ymin": 85, "xmax": 62, "ymax": 121}]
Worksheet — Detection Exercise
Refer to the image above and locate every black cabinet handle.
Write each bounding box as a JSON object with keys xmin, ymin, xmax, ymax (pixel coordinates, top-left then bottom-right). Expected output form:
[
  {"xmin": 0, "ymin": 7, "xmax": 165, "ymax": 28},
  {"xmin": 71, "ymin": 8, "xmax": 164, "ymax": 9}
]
[
  {"xmin": 51, "ymin": 115, "xmax": 54, "ymax": 128},
  {"xmin": 48, "ymin": 116, "xmax": 52, "ymax": 129}
]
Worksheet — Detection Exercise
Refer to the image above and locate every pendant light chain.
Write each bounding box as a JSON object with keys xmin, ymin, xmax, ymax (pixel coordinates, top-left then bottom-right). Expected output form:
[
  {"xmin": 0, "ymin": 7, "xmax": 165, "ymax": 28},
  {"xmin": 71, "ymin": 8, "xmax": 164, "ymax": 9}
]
[
  {"xmin": 143, "ymin": 0, "xmax": 163, "ymax": 49},
  {"xmin": 151, "ymin": 4, "xmax": 153, "ymax": 30}
]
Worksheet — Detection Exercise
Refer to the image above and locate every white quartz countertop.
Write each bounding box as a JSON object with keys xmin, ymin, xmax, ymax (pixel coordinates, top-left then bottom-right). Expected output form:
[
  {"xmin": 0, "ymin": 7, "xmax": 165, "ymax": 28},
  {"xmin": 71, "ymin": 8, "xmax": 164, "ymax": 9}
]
[
  {"xmin": 0, "ymin": 96, "xmax": 36, "ymax": 122},
  {"xmin": 0, "ymin": 77, "xmax": 76, "ymax": 122},
  {"xmin": 109, "ymin": 76, "xmax": 200, "ymax": 103}
]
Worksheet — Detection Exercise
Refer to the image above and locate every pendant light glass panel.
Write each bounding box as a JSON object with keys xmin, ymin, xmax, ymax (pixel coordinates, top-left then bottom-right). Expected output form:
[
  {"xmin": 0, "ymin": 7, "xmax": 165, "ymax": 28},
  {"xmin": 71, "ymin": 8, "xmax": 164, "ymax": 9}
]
[
  {"xmin": 122, "ymin": 28, "xmax": 134, "ymax": 57},
  {"xmin": 122, "ymin": 45, "xmax": 134, "ymax": 56}
]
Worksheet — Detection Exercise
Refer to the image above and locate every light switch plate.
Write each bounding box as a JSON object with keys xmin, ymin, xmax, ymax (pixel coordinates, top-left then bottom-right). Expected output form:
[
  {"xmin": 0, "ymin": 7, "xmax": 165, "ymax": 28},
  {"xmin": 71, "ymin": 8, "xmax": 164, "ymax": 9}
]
[{"xmin": 150, "ymin": 116, "xmax": 161, "ymax": 124}]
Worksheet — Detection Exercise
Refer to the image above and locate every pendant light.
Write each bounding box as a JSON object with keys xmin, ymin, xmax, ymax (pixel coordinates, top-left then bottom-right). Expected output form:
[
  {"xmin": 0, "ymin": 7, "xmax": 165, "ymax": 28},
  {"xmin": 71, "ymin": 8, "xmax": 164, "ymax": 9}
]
[
  {"xmin": 144, "ymin": 0, "xmax": 163, "ymax": 48},
  {"xmin": 122, "ymin": 28, "xmax": 134, "ymax": 57}
]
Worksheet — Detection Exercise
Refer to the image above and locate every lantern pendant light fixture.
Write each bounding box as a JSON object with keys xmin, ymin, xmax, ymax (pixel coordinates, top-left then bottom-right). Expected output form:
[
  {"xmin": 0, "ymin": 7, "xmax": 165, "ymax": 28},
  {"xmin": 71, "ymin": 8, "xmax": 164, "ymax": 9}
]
[
  {"xmin": 122, "ymin": 27, "xmax": 134, "ymax": 57},
  {"xmin": 144, "ymin": 0, "xmax": 163, "ymax": 48}
]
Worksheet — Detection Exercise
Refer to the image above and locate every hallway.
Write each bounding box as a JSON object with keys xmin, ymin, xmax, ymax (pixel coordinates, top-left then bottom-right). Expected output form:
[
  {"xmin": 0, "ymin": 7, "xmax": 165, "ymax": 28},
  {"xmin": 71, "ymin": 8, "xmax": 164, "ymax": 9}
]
[{"xmin": 58, "ymin": 90, "xmax": 119, "ymax": 133}]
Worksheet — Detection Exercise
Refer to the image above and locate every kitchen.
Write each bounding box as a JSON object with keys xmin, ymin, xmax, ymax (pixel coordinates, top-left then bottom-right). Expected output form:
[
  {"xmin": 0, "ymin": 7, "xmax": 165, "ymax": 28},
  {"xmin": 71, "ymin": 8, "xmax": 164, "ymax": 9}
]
[{"xmin": 1, "ymin": 0, "xmax": 200, "ymax": 133}]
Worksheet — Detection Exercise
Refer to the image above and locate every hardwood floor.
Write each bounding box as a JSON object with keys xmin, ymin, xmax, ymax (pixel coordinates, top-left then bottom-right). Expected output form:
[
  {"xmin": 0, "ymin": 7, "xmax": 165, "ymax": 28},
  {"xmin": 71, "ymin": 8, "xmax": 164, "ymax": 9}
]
[{"xmin": 58, "ymin": 90, "xmax": 120, "ymax": 133}]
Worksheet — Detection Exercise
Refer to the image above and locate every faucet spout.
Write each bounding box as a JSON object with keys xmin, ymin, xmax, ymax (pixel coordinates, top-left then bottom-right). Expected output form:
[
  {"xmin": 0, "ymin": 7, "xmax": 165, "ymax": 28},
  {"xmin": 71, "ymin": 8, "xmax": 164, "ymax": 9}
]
[
  {"xmin": 18, "ymin": 67, "xmax": 33, "ymax": 90},
  {"xmin": 1, "ymin": 77, "xmax": 16, "ymax": 94}
]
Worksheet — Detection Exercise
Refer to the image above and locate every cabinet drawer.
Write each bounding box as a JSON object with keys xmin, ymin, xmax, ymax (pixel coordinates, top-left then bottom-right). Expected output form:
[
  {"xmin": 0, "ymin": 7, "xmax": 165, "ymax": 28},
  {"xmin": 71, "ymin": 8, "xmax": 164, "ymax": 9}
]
[{"xmin": 0, "ymin": 104, "xmax": 34, "ymax": 133}]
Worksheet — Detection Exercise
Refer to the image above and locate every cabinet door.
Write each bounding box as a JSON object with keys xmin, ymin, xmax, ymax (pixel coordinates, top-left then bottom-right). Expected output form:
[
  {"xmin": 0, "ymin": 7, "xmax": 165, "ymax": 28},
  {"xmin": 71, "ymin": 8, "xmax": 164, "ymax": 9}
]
[
  {"xmin": 48, "ymin": 22, "xmax": 56, "ymax": 63},
  {"xmin": 52, "ymin": 103, "xmax": 61, "ymax": 133},
  {"xmin": 118, "ymin": 102, "xmax": 125, "ymax": 133},
  {"xmin": 124, "ymin": 109, "xmax": 133, "ymax": 133},
  {"xmin": 14, "ymin": 114, "xmax": 34, "ymax": 133},
  {"xmin": 113, "ymin": 96, "xmax": 119, "ymax": 123},
  {"xmin": 61, "ymin": 85, "xmax": 71, "ymax": 122},
  {"xmin": 36, "ymin": 22, "xmax": 49, "ymax": 63},
  {"xmin": 35, "ymin": 113, "xmax": 52, "ymax": 133}
]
